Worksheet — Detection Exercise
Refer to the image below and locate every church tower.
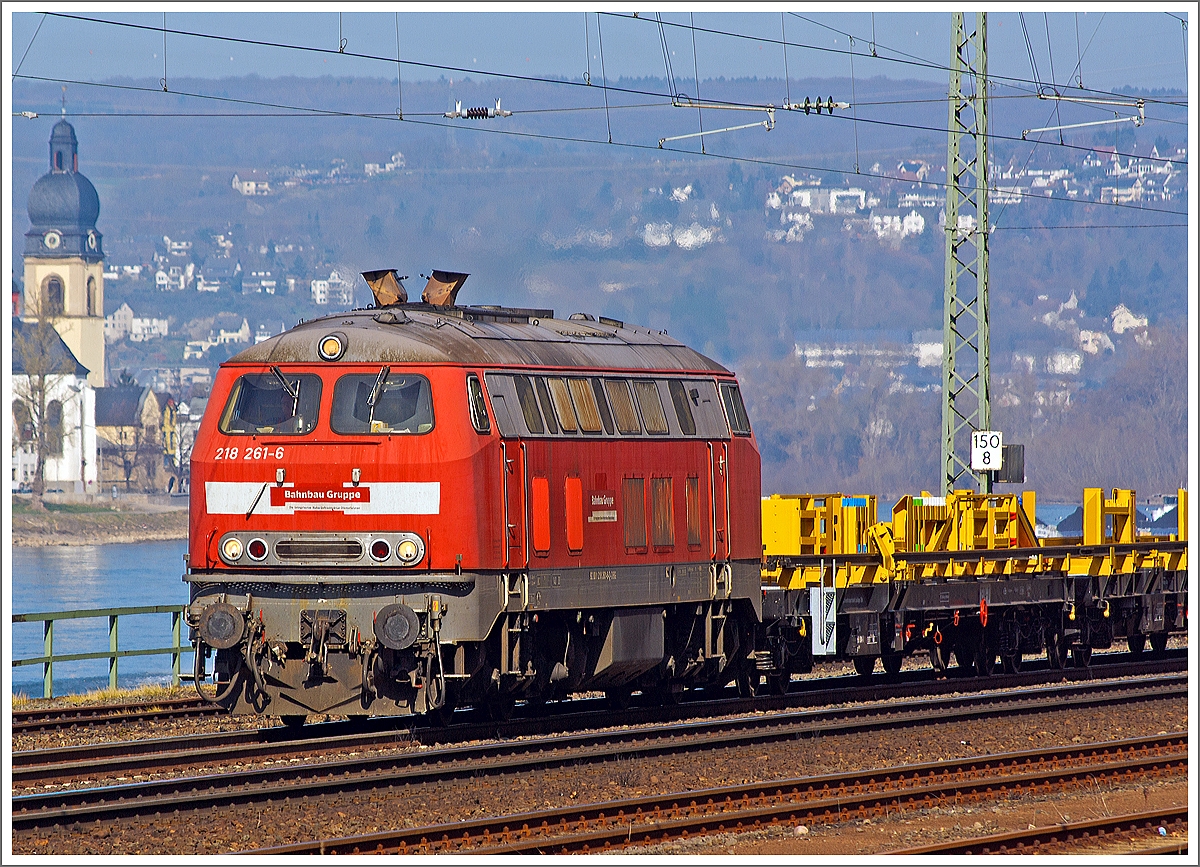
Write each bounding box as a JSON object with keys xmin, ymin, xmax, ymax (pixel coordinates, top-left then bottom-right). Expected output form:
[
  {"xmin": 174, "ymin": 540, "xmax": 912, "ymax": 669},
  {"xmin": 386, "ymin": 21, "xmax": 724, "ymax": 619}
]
[{"xmin": 23, "ymin": 117, "xmax": 106, "ymax": 387}]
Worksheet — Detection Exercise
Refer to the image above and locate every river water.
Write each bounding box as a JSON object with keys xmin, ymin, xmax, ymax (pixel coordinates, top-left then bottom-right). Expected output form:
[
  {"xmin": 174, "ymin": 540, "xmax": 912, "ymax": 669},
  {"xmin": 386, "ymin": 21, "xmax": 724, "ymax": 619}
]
[{"xmin": 10, "ymin": 540, "xmax": 191, "ymax": 697}]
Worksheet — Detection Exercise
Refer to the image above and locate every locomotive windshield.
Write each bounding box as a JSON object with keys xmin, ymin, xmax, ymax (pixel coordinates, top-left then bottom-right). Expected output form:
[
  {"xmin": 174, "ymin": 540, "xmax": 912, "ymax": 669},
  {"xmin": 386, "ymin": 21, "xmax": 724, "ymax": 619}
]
[
  {"xmin": 331, "ymin": 372, "xmax": 434, "ymax": 434},
  {"xmin": 218, "ymin": 371, "xmax": 322, "ymax": 435}
]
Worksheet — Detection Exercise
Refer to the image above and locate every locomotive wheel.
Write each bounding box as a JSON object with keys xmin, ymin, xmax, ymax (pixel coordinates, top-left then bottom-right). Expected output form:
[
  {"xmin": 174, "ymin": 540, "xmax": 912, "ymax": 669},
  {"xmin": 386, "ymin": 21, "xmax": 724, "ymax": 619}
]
[
  {"xmin": 1150, "ymin": 631, "xmax": 1169, "ymax": 654},
  {"xmin": 1001, "ymin": 652, "xmax": 1023, "ymax": 674},
  {"xmin": 1071, "ymin": 644, "xmax": 1093, "ymax": 668},
  {"xmin": 280, "ymin": 715, "xmax": 307, "ymax": 728},
  {"xmin": 427, "ymin": 700, "xmax": 458, "ymax": 728},
  {"xmin": 1127, "ymin": 634, "xmax": 1146, "ymax": 656},
  {"xmin": 852, "ymin": 656, "xmax": 877, "ymax": 676},
  {"xmin": 881, "ymin": 652, "xmax": 903, "ymax": 676}
]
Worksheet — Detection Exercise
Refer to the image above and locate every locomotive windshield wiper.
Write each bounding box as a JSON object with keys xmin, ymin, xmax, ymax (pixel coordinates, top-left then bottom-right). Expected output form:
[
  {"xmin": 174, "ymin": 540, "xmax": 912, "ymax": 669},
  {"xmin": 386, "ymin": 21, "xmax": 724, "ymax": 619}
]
[
  {"xmin": 271, "ymin": 365, "xmax": 300, "ymax": 400},
  {"xmin": 366, "ymin": 365, "xmax": 392, "ymax": 428},
  {"xmin": 367, "ymin": 365, "xmax": 391, "ymax": 408},
  {"xmin": 271, "ymin": 365, "xmax": 301, "ymax": 419}
]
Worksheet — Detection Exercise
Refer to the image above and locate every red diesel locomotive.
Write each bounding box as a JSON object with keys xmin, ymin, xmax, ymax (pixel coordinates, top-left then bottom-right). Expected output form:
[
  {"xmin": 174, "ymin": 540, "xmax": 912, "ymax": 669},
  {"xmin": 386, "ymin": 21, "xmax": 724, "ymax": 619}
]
[{"xmin": 186, "ymin": 271, "xmax": 762, "ymax": 721}]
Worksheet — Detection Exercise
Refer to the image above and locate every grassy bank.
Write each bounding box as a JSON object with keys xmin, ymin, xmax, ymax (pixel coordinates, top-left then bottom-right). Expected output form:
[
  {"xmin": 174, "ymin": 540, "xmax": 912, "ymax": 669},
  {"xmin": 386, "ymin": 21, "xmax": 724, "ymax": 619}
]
[{"xmin": 12, "ymin": 497, "xmax": 188, "ymax": 546}]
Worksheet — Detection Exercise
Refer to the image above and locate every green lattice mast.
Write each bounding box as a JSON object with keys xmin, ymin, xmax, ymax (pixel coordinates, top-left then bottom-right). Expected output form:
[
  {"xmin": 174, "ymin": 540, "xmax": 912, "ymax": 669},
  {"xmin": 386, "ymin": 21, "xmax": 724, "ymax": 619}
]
[{"xmin": 941, "ymin": 11, "xmax": 991, "ymax": 495}]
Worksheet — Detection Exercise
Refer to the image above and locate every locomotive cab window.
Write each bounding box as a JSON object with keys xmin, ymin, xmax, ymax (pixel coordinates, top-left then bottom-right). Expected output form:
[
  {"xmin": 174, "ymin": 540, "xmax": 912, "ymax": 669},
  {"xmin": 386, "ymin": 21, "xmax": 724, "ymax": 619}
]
[
  {"xmin": 331, "ymin": 370, "xmax": 434, "ymax": 435},
  {"xmin": 219, "ymin": 369, "xmax": 321, "ymax": 436},
  {"xmin": 467, "ymin": 374, "xmax": 491, "ymax": 434},
  {"xmin": 667, "ymin": 380, "xmax": 697, "ymax": 436},
  {"xmin": 719, "ymin": 383, "xmax": 752, "ymax": 436}
]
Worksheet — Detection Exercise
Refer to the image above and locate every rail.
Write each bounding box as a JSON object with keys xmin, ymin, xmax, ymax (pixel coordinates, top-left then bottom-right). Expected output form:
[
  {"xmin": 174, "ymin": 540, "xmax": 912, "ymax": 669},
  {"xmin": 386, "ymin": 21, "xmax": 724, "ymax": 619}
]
[{"xmin": 11, "ymin": 605, "xmax": 192, "ymax": 698}]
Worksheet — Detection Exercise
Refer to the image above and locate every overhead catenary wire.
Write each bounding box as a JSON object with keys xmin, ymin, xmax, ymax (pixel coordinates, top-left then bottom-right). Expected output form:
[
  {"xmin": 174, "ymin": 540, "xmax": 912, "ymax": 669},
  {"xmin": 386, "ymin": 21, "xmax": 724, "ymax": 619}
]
[
  {"xmin": 39, "ymin": 11, "xmax": 1189, "ymax": 112},
  {"xmin": 1043, "ymin": 13, "xmax": 1065, "ymax": 144},
  {"xmin": 27, "ymin": 8, "xmax": 1187, "ymax": 143},
  {"xmin": 15, "ymin": 71, "xmax": 1183, "ymax": 225},
  {"xmin": 15, "ymin": 68, "xmax": 1185, "ymax": 172},
  {"xmin": 395, "ymin": 13, "xmax": 403, "ymax": 119},
  {"xmin": 597, "ymin": 13, "xmax": 612, "ymax": 144},
  {"xmin": 15, "ymin": 12, "xmax": 47, "ymax": 77},
  {"xmin": 690, "ymin": 12, "xmax": 705, "ymax": 152}
]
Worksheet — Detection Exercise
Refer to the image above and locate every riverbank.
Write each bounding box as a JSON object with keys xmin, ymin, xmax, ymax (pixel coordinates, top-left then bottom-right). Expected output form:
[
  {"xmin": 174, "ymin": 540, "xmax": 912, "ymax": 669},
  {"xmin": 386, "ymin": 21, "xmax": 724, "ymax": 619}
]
[{"xmin": 11, "ymin": 499, "xmax": 188, "ymax": 546}]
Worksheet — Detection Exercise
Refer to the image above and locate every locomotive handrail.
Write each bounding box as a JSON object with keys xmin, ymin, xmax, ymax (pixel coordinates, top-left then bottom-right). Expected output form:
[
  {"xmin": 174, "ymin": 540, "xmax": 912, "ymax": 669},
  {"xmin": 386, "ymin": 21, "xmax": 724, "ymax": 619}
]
[{"xmin": 11, "ymin": 605, "xmax": 190, "ymax": 699}]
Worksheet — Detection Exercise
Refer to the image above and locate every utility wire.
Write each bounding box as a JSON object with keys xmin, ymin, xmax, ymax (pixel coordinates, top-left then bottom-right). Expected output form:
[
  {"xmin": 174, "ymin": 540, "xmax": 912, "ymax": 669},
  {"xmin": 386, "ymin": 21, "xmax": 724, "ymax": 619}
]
[
  {"xmin": 597, "ymin": 13, "xmax": 612, "ymax": 144},
  {"xmin": 1064, "ymin": 12, "xmax": 1105, "ymax": 91},
  {"xmin": 42, "ymin": 11, "xmax": 1189, "ymax": 110},
  {"xmin": 14, "ymin": 12, "xmax": 47, "ymax": 76},
  {"xmin": 21, "ymin": 71, "xmax": 1184, "ymax": 222},
  {"xmin": 636, "ymin": 12, "xmax": 1188, "ymax": 108},
  {"xmin": 24, "ymin": 107, "xmax": 1186, "ymax": 225},
  {"xmin": 15, "ymin": 70, "xmax": 1184, "ymax": 168}
]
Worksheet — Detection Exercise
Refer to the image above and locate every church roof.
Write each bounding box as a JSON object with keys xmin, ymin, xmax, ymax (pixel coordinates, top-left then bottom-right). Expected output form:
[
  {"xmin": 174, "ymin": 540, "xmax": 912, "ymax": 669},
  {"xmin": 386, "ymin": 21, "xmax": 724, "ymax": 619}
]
[
  {"xmin": 11, "ymin": 317, "xmax": 90, "ymax": 378},
  {"xmin": 95, "ymin": 386, "xmax": 153, "ymax": 427}
]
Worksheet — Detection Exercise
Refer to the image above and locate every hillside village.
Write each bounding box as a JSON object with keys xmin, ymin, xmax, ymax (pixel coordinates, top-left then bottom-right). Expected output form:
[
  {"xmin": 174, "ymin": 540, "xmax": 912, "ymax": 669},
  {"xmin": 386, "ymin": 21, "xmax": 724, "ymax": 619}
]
[
  {"xmin": 12, "ymin": 91, "xmax": 1186, "ymax": 500},
  {"xmin": 68, "ymin": 139, "xmax": 1182, "ymax": 410}
]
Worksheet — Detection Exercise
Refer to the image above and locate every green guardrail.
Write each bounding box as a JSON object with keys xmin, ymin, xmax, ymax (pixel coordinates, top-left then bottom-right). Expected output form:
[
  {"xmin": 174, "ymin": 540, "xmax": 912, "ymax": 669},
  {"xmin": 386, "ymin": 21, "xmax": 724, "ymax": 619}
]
[{"xmin": 12, "ymin": 605, "xmax": 193, "ymax": 698}]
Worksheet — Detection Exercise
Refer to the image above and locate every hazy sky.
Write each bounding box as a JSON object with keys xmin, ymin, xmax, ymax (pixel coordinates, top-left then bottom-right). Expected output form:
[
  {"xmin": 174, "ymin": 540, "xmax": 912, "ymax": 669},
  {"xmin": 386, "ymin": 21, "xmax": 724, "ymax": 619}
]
[{"xmin": 8, "ymin": 9, "xmax": 1191, "ymax": 94}]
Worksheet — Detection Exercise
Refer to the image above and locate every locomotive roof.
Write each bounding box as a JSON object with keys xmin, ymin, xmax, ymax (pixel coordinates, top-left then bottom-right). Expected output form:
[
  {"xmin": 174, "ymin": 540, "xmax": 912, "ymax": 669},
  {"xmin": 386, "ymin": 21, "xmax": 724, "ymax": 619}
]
[{"xmin": 227, "ymin": 304, "xmax": 730, "ymax": 374}]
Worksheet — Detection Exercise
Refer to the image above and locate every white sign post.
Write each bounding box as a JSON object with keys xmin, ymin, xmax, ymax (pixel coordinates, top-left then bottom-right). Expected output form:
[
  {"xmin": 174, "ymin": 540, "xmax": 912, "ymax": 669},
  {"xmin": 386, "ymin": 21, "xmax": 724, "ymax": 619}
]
[{"xmin": 971, "ymin": 430, "xmax": 1004, "ymax": 471}]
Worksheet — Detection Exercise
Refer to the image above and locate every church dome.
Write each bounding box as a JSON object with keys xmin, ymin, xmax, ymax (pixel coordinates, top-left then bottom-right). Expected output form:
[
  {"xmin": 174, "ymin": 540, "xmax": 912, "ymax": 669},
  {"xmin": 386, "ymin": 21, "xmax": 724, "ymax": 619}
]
[
  {"xmin": 28, "ymin": 170, "xmax": 100, "ymax": 229},
  {"xmin": 26, "ymin": 119, "xmax": 100, "ymax": 230}
]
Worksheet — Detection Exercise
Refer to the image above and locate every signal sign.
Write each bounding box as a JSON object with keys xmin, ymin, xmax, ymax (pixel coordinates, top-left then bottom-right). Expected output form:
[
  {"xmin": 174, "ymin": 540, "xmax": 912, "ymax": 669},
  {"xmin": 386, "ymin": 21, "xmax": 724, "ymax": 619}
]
[{"xmin": 971, "ymin": 431, "xmax": 1003, "ymax": 471}]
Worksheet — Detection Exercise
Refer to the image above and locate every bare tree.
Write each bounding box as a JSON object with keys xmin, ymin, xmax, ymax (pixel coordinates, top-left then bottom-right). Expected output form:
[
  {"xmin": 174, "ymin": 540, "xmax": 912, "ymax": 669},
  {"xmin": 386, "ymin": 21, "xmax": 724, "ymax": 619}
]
[{"xmin": 12, "ymin": 314, "xmax": 76, "ymax": 509}]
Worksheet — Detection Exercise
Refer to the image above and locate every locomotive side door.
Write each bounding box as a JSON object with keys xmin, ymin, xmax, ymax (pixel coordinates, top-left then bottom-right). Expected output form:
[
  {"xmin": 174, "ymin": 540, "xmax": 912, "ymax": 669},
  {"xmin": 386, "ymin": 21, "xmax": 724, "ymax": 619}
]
[
  {"xmin": 709, "ymin": 441, "xmax": 729, "ymax": 561},
  {"xmin": 501, "ymin": 440, "xmax": 528, "ymax": 568}
]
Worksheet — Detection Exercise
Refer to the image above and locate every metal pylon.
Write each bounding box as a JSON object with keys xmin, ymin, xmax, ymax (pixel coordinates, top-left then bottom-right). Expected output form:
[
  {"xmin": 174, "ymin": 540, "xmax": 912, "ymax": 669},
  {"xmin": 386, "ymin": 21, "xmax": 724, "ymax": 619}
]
[{"xmin": 941, "ymin": 11, "xmax": 990, "ymax": 496}]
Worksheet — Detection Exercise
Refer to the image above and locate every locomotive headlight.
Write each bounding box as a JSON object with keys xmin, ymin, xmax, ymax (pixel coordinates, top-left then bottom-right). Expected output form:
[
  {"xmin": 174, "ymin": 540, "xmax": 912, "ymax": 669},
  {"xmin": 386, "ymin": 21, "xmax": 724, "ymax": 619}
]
[
  {"xmin": 369, "ymin": 539, "xmax": 392, "ymax": 561},
  {"xmin": 318, "ymin": 332, "xmax": 346, "ymax": 361},
  {"xmin": 396, "ymin": 538, "xmax": 420, "ymax": 564},
  {"xmin": 246, "ymin": 538, "xmax": 268, "ymax": 561},
  {"xmin": 221, "ymin": 537, "xmax": 244, "ymax": 562}
]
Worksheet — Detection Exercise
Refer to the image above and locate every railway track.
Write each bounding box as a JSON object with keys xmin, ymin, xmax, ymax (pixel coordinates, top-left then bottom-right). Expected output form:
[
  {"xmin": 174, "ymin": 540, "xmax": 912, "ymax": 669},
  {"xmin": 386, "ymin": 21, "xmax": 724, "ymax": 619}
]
[
  {"xmin": 12, "ymin": 672, "xmax": 1186, "ymax": 830},
  {"xmin": 888, "ymin": 807, "xmax": 1188, "ymax": 855},
  {"xmin": 247, "ymin": 734, "xmax": 1187, "ymax": 855},
  {"xmin": 11, "ymin": 697, "xmax": 222, "ymax": 734},
  {"xmin": 11, "ymin": 658, "xmax": 1187, "ymax": 788},
  {"xmin": 9, "ymin": 648, "xmax": 1182, "ymax": 737}
]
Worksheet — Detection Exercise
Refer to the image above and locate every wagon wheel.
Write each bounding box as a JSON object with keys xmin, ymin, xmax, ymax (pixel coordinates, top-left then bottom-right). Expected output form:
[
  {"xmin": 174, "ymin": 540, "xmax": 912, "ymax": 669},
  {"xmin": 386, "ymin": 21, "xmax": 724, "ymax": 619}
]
[
  {"xmin": 735, "ymin": 667, "xmax": 760, "ymax": 698},
  {"xmin": 1127, "ymin": 633, "xmax": 1146, "ymax": 657},
  {"xmin": 1001, "ymin": 651, "xmax": 1023, "ymax": 674},
  {"xmin": 484, "ymin": 695, "xmax": 515, "ymax": 722},
  {"xmin": 766, "ymin": 672, "xmax": 792, "ymax": 695},
  {"xmin": 1149, "ymin": 631, "xmax": 1169, "ymax": 654},
  {"xmin": 930, "ymin": 640, "xmax": 950, "ymax": 674},
  {"xmin": 280, "ymin": 714, "xmax": 307, "ymax": 728},
  {"xmin": 881, "ymin": 652, "xmax": 903, "ymax": 676},
  {"xmin": 852, "ymin": 656, "xmax": 877, "ymax": 676},
  {"xmin": 605, "ymin": 686, "xmax": 634, "ymax": 710},
  {"xmin": 1046, "ymin": 632, "xmax": 1067, "ymax": 670},
  {"xmin": 975, "ymin": 643, "xmax": 998, "ymax": 677},
  {"xmin": 952, "ymin": 643, "xmax": 976, "ymax": 676}
]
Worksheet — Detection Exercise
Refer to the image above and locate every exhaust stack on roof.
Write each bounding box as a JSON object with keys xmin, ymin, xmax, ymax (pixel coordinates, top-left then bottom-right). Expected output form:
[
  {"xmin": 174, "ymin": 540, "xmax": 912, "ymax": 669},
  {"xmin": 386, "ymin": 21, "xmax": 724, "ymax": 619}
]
[
  {"xmin": 362, "ymin": 269, "xmax": 408, "ymax": 307},
  {"xmin": 422, "ymin": 270, "xmax": 469, "ymax": 307}
]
